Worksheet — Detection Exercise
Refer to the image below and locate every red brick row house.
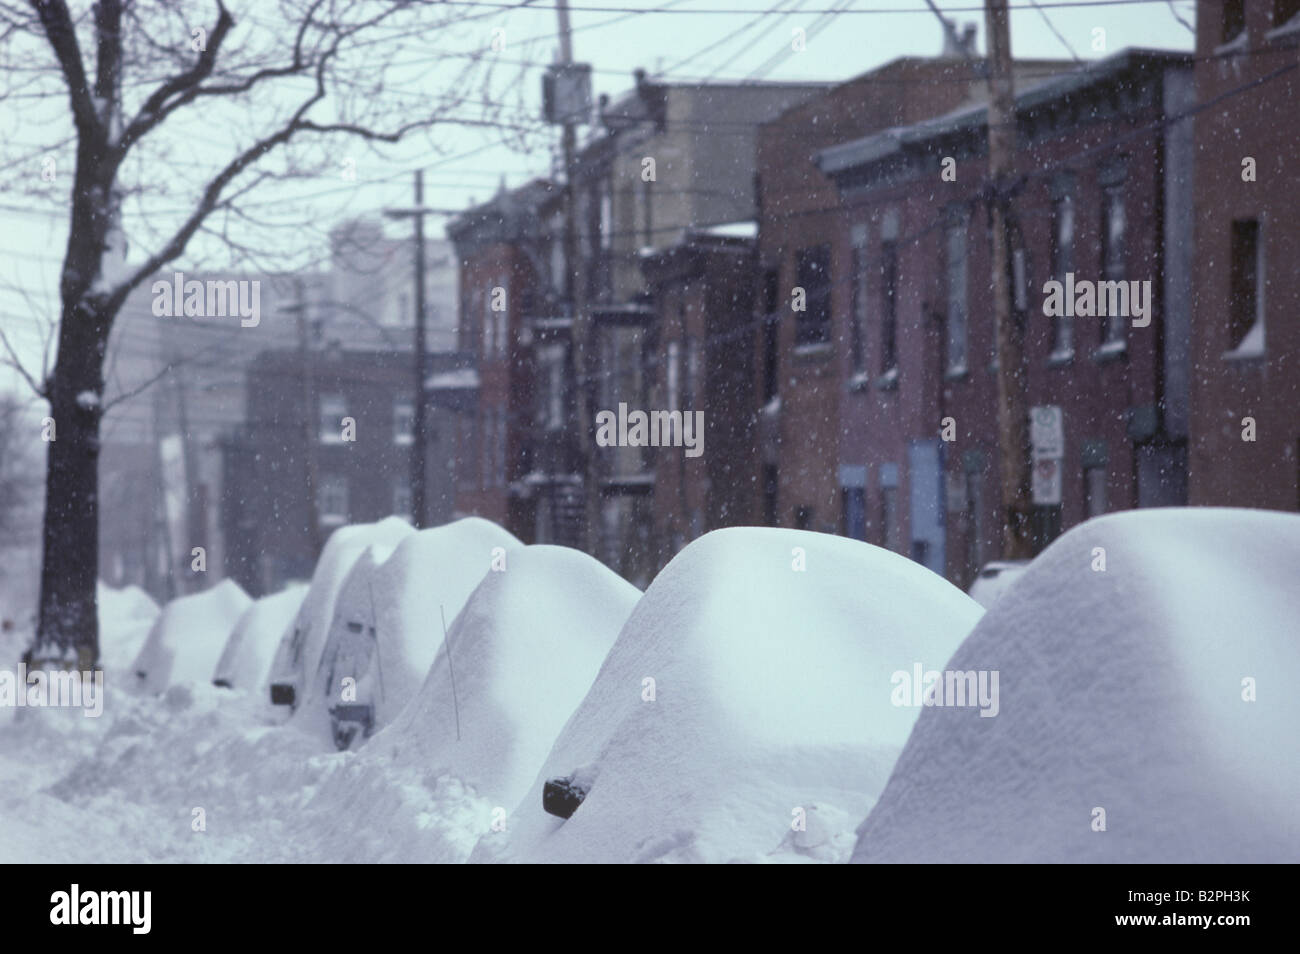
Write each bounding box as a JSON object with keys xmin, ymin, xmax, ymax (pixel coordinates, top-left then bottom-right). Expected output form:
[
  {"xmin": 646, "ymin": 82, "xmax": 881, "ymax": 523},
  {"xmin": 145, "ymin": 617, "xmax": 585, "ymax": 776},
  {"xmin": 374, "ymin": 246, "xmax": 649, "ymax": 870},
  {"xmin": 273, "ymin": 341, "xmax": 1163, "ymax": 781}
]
[{"xmin": 1189, "ymin": 0, "xmax": 1300, "ymax": 511}]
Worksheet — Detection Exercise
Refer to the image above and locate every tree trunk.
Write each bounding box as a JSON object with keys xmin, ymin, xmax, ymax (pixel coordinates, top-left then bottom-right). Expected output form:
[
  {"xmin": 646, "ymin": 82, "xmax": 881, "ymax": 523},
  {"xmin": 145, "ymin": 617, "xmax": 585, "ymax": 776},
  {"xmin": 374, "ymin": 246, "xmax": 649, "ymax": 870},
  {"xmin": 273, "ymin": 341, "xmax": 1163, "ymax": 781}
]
[{"xmin": 32, "ymin": 298, "xmax": 109, "ymax": 670}]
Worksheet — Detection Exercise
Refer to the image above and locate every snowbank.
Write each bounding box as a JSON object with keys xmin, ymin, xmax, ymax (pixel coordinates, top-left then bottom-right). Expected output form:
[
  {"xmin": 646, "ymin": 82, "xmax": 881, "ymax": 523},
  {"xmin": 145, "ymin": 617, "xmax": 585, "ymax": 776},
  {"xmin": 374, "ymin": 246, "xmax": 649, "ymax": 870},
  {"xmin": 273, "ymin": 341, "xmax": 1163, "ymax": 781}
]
[
  {"xmin": 213, "ymin": 584, "xmax": 308, "ymax": 692},
  {"xmin": 374, "ymin": 544, "xmax": 638, "ymax": 811},
  {"xmin": 266, "ymin": 517, "xmax": 414, "ymax": 706},
  {"xmin": 130, "ymin": 580, "xmax": 252, "ymax": 692},
  {"xmin": 301, "ymin": 517, "xmax": 522, "ymax": 745},
  {"xmin": 97, "ymin": 582, "xmax": 160, "ymax": 670},
  {"xmin": 473, "ymin": 527, "xmax": 982, "ymax": 863},
  {"xmin": 851, "ymin": 508, "xmax": 1300, "ymax": 863}
]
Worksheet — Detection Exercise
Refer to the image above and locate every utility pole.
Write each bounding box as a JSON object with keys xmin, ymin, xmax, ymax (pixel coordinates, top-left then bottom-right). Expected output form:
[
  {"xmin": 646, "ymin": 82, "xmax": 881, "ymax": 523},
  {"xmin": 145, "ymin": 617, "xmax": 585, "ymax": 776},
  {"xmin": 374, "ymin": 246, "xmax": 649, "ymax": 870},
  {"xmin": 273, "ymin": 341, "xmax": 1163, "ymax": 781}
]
[
  {"xmin": 386, "ymin": 171, "xmax": 434, "ymax": 529},
  {"xmin": 282, "ymin": 280, "xmax": 322, "ymax": 558},
  {"xmin": 984, "ymin": 0, "xmax": 1034, "ymax": 559},
  {"xmin": 555, "ymin": 0, "xmax": 593, "ymax": 553}
]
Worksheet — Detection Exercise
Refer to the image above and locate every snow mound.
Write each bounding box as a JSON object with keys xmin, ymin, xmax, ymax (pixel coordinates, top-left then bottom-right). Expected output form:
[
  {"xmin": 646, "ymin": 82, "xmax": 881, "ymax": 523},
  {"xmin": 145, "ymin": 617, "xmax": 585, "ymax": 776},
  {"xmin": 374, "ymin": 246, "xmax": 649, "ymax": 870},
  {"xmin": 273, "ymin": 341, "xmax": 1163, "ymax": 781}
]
[
  {"xmin": 213, "ymin": 584, "xmax": 308, "ymax": 692},
  {"xmin": 301, "ymin": 518, "xmax": 523, "ymax": 744},
  {"xmin": 266, "ymin": 516, "xmax": 414, "ymax": 705},
  {"xmin": 473, "ymin": 527, "xmax": 982, "ymax": 864},
  {"xmin": 97, "ymin": 582, "xmax": 160, "ymax": 670},
  {"xmin": 131, "ymin": 580, "xmax": 252, "ymax": 692},
  {"xmin": 851, "ymin": 508, "xmax": 1300, "ymax": 864},
  {"xmin": 375, "ymin": 544, "xmax": 639, "ymax": 812}
]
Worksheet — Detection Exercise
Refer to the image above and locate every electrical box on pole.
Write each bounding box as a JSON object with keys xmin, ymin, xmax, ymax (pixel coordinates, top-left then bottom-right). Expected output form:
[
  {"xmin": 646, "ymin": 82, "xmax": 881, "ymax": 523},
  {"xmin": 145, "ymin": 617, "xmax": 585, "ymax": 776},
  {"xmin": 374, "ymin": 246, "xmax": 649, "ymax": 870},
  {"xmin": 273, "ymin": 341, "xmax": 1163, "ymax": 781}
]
[{"xmin": 543, "ymin": 63, "xmax": 592, "ymax": 126}]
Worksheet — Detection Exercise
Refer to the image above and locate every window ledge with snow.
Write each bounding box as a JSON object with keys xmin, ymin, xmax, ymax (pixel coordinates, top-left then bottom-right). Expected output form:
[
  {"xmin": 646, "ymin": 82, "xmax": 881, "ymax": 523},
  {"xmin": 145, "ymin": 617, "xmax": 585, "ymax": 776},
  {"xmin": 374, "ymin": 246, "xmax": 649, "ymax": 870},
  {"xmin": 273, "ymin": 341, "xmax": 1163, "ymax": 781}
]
[
  {"xmin": 1224, "ymin": 323, "xmax": 1266, "ymax": 361},
  {"xmin": 1047, "ymin": 348, "xmax": 1075, "ymax": 368},
  {"xmin": 847, "ymin": 370, "xmax": 872, "ymax": 392},
  {"xmin": 944, "ymin": 364, "xmax": 970, "ymax": 382},
  {"xmin": 1214, "ymin": 31, "xmax": 1250, "ymax": 57},
  {"xmin": 1092, "ymin": 339, "xmax": 1128, "ymax": 363},
  {"xmin": 793, "ymin": 341, "xmax": 833, "ymax": 361},
  {"xmin": 875, "ymin": 368, "xmax": 900, "ymax": 391},
  {"xmin": 1267, "ymin": 14, "xmax": 1300, "ymax": 45}
]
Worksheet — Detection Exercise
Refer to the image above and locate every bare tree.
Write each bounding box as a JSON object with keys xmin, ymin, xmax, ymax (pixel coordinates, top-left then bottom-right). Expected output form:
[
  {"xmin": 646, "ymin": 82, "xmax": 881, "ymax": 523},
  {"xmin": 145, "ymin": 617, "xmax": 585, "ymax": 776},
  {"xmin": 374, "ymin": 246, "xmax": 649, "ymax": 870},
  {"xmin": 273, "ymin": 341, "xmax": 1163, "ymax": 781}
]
[{"xmin": 0, "ymin": 0, "xmax": 530, "ymax": 667}]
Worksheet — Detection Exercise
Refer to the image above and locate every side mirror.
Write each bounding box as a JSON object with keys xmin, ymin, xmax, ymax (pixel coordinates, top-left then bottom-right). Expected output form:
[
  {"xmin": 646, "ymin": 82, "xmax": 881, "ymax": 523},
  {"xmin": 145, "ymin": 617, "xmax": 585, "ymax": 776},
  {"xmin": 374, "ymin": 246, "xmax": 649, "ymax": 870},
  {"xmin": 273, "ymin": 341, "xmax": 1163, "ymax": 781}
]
[{"xmin": 542, "ymin": 775, "xmax": 588, "ymax": 819}]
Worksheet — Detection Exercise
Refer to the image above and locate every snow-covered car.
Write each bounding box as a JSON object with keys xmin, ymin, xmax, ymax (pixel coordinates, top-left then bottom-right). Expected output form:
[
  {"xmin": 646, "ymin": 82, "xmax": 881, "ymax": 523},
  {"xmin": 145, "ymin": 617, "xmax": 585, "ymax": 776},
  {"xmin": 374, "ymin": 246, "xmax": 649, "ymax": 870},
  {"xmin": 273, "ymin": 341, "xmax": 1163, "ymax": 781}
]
[{"xmin": 966, "ymin": 559, "xmax": 1028, "ymax": 608}]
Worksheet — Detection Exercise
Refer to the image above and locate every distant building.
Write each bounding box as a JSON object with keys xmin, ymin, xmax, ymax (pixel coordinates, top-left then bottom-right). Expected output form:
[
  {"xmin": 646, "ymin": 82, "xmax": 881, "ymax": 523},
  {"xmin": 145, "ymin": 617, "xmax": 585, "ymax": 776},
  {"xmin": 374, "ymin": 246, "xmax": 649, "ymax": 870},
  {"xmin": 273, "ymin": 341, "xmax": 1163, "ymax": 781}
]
[
  {"xmin": 1188, "ymin": 0, "xmax": 1300, "ymax": 511},
  {"xmin": 220, "ymin": 346, "xmax": 472, "ymax": 596}
]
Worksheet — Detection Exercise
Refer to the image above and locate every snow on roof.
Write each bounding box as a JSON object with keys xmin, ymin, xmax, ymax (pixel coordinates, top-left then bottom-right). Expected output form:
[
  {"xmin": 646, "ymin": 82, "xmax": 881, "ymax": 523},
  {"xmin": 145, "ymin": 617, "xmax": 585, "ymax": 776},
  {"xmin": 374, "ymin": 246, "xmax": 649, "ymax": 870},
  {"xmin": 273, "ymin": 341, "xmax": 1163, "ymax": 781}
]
[
  {"xmin": 131, "ymin": 579, "xmax": 252, "ymax": 693},
  {"xmin": 426, "ymin": 368, "xmax": 480, "ymax": 391},
  {"xmin": 295, "ymin": 517, "xmax": 524, "ymax": 744},
  {"xmin": 852, "ymin": 508, "xmax": 1300, "ymax": 863},
  {"xmin": 376, "ymin": 544, "xmax": 639, "ymax": 809},
  {"xmin": 472, "ymin": 526, "xmax": 982, "ymax": 863},
  {"xmin": 213, "ymin": 584, "xmax": 308, "ymax": 692}
]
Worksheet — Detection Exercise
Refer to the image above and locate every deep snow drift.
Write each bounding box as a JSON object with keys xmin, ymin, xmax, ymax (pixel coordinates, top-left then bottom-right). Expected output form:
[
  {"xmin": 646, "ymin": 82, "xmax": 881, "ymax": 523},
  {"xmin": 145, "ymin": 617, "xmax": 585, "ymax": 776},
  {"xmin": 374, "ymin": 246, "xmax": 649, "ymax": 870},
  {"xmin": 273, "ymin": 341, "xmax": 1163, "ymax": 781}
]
[
  {"xmin": 97, "ymin": 582, "xmax": 160, "ymax": 670},
  {"xmin": 851, "ymin": 508, "xmax": 1300, "ymax": 864},
  {"xmin": 299, "ymin": 518, "xmax": 522, "ymax": 744},
  {"xmin": 131, "ymin": 579, "xmax": 252, "ymax": 692},
  {"xmin": 266, "ymin": 516, "xmax": 414, "ymax": 706},
  {"xmin": 473, "ymin": 527, "xmax": 983, "ymax": 864},
  {"xmin": 213, "ymin": 584, "xmax": 309, "ymax": 692},
  {"xmin": 374, "ymin": 544, "xmax": 639, "ymax": 811}
]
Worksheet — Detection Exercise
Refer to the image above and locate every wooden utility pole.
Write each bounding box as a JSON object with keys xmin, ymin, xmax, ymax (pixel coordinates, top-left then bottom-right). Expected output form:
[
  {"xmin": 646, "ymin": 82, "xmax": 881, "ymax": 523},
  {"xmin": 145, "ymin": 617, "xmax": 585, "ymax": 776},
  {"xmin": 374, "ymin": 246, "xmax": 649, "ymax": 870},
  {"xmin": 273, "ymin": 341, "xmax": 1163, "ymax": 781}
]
[
  {"xmin": 386, "ymin": 171, "xmax": 434, "ymax": 529},
  {"xmin": 984, "ymin": 0, "xmax": 1034, "ymax": 559},
  {"xmin": 555, "ymin": 0, "xmax": 595, "ymax": 554},
  {"xmin": 284, "ymin": 279, "xmax": 322, "ymax": 557}
]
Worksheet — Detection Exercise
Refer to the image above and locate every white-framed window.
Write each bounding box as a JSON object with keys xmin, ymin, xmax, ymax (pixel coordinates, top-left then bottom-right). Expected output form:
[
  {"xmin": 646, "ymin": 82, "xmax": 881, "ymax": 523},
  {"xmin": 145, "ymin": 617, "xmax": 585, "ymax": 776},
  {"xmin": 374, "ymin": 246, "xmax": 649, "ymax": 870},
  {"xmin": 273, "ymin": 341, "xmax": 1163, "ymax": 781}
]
[
  {"xmin": 1226, "ymin": 217, "xmax": 1265, "ymax": 357},
  {"xmin": 666, "ymin": 340, "xmax": 681, "ymax": 410},
  {"xmin": 393, "ymin": 479, "xmax": 412, "ymax": 521},
  {"xmin": 393, "ymin": 399, "xmax": 414, "ymax": 445},
  {"xmin": 945, "ymin": 217, "xmax": 969, "ymax": 374},
  {"xmin": 318, "ymin": 474, "xmax": 348, "ymax": 526},
  {"xmin": 1050, "ymin": 182, "xmax": 1076, "ymax": 359},
  {"xmin": 1101, "ymin": 185, "xmax": 1127, "ymax": 347},
  {"xmin": 319, "ymin": 394, "xmax": 346, "ymax": 444}
]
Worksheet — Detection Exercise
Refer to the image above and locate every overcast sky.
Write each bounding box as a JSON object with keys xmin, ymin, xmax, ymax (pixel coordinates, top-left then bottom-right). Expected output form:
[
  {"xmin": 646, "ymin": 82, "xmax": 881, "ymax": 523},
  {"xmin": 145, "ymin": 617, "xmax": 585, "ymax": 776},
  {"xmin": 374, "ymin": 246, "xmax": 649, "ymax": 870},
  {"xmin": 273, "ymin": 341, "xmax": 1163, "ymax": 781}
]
[{"xmin": 0, "ymin": 0, "xmax": 1196, "ymax": 394}]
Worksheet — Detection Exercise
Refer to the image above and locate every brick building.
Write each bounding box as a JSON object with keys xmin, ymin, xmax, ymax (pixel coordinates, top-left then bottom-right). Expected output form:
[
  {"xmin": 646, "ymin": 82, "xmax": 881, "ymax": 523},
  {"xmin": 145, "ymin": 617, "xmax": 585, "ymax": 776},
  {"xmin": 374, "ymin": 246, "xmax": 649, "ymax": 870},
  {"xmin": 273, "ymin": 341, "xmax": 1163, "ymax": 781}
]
[
  {"xmin": 814, "ymin": 49, "xmax": 1196, "ymax": 586},
  {"xmin": 1188, "ymin": 0, "xmax": 1300, "ymax": 511},
  {"xmin": 755, "ymin": 53, "xmax": 1074, "ymax": 553},
  {"xmin": 220, "ymin": 347, "xmax": 470, "ymax": 596}
]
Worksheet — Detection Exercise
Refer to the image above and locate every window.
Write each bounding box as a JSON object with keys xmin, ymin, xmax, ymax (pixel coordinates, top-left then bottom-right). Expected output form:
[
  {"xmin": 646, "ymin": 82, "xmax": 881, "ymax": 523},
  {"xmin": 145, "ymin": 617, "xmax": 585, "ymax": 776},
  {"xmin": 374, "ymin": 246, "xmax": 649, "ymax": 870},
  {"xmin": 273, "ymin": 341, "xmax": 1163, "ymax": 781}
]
[
  {"xmin": 600, "ymin": 188, "xmax": 614, "ymax": 252},
  {"xmin": 480, "ymin": 409, "xmax": 493, "ymax": 489},
  {"xmin": 849, "ymin": 227, "xmax": 869, "ymax": 374},
  {"xmin": 1228, "ymin": 218, "xmax": 1264, "ymax": 354},
  {"xmin": 762, "ymin": 268, "xmax": 780, "ymax": 316},
  {"xmin": 881, "ymin": 485, "xmax": 899, "ymax": 552},
  {"xmin": 945, "ymin": 216, "xmax": 969, "ymax": 374},
  {"xmin": 496, "ymin": 407, "xmax": 507, "ymax": 486},
  {"xmin": 318, "ymin": 474, "xmax": 348, "ymax": 525},
  {"xmin": 763, "ymin": 464, "xmax": 778, "ymax": 526},
  {"xmin": 843, "ymin": 487, "xmax": 866, "ymax": 541},
  {"xmin": 964, "ymin": 467, "xmax": 984, "ymax": 575},
  {"xmin": 393, "ymin": 399, "xmax": 414, "ymax": 445},
  {"xmin": 762, "ymin": 270, "xmax": 780, "ymax": 401},
  {"xmin": 684, "ymin": 336, "xmax": 700, "ymax": 410},
  {"xmin": 794, "ymin": 245, "xmax": 832, "ymax": 346},
  {"xmin": 319, "ymin": 394, "xmax": 346, "ymax": 444},
  {"xmin": 542, "ymin": 344, "xmax": 566, "ymax": 429},
  {"xmin": 666, "ymin": 340, "xmax": 681, "ymax": 409},
  {"xmin": 1049, "ymin": 184, "xmax": 1076, "ymax": 358},
  {"xmin": 794, "ymin": 506, "xmax": 814, "ymax": 530},
  {"xmin": 393, "ymin": 480, "xmax": 412, "ymax": 520},
  {"xmin": 880, "ymin": 240, "xmax": 899, "ymax": 374},
  {"xmin": 1084, "ymin": 464, "xmax": 1108, "ymax": 518},
  {"xmin": 1100, "ymin": 185, "xmax": 1127, "ymax": 347},
  {"xmin": 1222, "ymin": 0, "xmax": 1246, "ymax": 43}
]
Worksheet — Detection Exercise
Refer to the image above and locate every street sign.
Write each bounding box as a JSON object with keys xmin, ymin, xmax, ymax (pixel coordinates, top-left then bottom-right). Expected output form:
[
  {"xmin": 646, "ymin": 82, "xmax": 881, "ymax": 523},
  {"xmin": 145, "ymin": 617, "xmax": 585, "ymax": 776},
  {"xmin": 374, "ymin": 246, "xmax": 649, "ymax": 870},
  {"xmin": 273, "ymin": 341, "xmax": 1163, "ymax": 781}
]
[
  {"xmin": 1032, "ymin": 457, "xmax": 1063, "ymax": 506},
  {"xmin": 543, "ymin": 63, "xmax": 592, "ymax": 125},
  {"xmin": 1029, "ymin": 405, "xmax": 1064, "ymax": 460}
]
